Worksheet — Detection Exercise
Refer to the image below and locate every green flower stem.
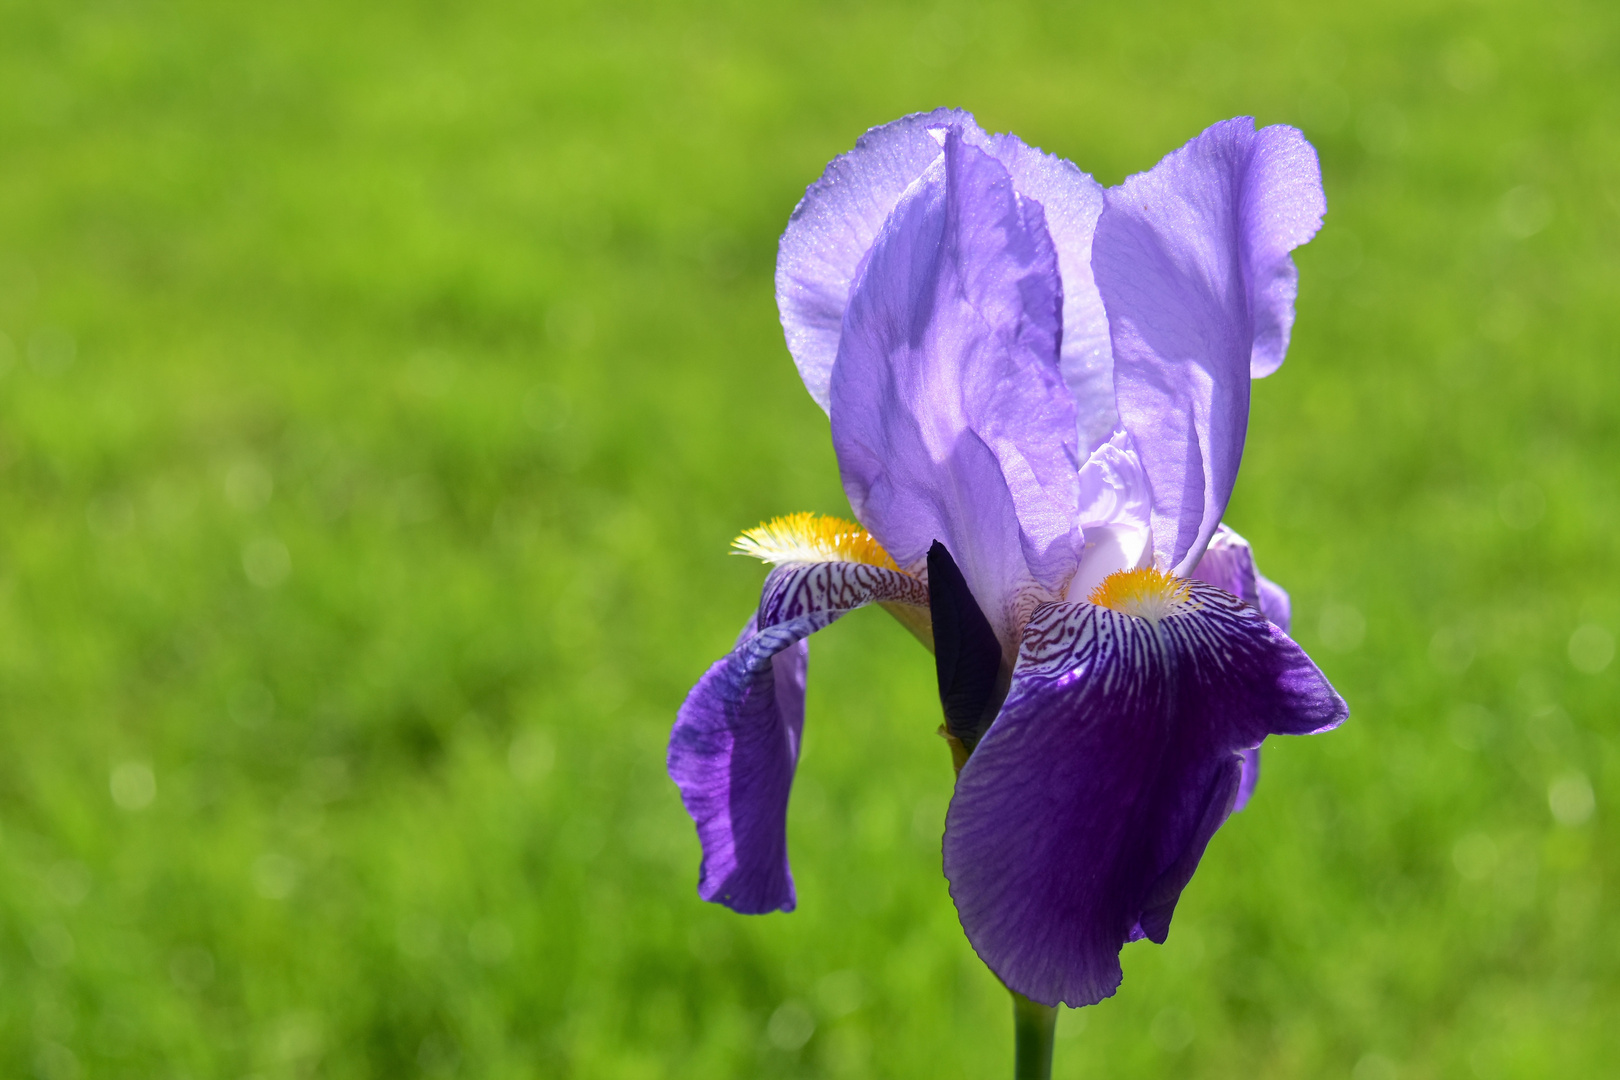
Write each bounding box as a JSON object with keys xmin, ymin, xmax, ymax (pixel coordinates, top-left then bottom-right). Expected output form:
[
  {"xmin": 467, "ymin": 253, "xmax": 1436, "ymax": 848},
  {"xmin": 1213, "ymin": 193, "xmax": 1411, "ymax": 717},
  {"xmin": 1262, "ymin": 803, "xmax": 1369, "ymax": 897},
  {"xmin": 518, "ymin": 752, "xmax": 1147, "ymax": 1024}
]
[{"xmin": 1012, "ymin": 991, "xmax": 1058, "ymax": 1080}]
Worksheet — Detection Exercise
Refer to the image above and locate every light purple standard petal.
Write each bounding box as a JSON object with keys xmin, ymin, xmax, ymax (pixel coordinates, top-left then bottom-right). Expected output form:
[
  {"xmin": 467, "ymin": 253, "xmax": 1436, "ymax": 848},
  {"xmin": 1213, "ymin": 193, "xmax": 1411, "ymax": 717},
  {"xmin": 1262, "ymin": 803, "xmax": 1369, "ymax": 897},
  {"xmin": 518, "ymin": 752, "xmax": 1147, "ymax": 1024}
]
[
  {"xmin": 1095, "ymin": 119, "xmax": 1325, "ymax": 575},
  {"xmin": 669, "ymin": 561, "xmax": 928, "ymax": 914},
  {"xmin": 831, "ymin": 129, "xmax": 1078, "ymax": 650},
  {"xmin": 978, "ymin": 133, "xmax": 1113, "ymax": 452},
  {"xmin": 776, "ymin": 109, "xmax": 981, "ymax": 411},
  {"xmin": 943, "ymin": 583, "xmax": 1346, "ymax": 1007},
  {"xmin": 776, "ymin": 112, "xmax": 1112, "ymax": 436}
]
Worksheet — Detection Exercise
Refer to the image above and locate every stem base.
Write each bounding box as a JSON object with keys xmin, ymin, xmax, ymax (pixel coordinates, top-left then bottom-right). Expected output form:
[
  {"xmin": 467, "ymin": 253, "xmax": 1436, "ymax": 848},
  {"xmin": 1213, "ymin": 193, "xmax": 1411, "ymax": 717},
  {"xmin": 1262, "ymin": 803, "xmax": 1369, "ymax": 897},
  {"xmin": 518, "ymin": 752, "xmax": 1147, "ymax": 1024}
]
[{"xmin": 1012, "ymin": 991, "xmax": 1058, "ymax": 1080}]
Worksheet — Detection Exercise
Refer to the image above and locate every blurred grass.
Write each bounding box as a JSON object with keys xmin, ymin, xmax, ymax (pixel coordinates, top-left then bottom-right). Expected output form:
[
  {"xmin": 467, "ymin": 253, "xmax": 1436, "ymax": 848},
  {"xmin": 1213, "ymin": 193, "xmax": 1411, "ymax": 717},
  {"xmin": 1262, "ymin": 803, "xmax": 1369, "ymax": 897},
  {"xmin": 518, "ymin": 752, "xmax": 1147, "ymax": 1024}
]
[{"xmin": 0, "ymin": 0, "xmax": 1616, "ymax": 1076}]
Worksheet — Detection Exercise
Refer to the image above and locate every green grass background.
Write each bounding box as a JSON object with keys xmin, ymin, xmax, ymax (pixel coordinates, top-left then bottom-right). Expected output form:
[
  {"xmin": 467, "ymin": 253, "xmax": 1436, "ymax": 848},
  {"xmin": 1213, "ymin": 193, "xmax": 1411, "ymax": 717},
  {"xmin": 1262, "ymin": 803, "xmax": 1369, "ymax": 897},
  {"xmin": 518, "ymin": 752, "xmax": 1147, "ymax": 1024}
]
[{"xmin": 0, "ymin": 0, "xmax": 1615, "ymax": 1076}]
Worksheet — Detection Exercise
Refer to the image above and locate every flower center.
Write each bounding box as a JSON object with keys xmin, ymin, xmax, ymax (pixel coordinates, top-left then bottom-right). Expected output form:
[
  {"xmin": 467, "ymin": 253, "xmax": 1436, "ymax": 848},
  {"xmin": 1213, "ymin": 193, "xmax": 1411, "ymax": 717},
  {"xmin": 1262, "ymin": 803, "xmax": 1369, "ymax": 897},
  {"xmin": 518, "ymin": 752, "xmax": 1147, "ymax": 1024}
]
[
  {"xmin": 732, "ymin": 512, "xmax": 901, "ymax": 571},
  {"xmin": 1087, "ymin": 567, "xmax": 1192, "ymax": 624}
]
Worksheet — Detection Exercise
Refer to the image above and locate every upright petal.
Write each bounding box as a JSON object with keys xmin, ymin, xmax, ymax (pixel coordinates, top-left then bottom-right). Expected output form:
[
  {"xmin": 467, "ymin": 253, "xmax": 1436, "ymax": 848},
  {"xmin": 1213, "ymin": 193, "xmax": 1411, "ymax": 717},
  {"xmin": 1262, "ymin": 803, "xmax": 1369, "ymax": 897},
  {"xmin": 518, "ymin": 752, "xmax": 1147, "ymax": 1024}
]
[
  {"xmin": 1094, "ymin": 119, "xmax": 1325, "ymax": 575},
  {"xmin": 777, "ymin": 112, "xmax": 1113, "ymax": 434},
  {"xmin": 943, "ymin": 583, "xmax": 1345, "ymax": 1007},
  {"xmin": 669, "ymin": 561, "xmax": 928, "ymax": 914},
  {"xmin": 978, "ymin": 133, "xmax": 1114, "ymax": 452},
  {"xmin": 831, "ymin": 129, "xmax": 1079, "ymax": 650},
  {"xmin": 776, "ymin": 109, "xmax": 982, "ymax": 410}
]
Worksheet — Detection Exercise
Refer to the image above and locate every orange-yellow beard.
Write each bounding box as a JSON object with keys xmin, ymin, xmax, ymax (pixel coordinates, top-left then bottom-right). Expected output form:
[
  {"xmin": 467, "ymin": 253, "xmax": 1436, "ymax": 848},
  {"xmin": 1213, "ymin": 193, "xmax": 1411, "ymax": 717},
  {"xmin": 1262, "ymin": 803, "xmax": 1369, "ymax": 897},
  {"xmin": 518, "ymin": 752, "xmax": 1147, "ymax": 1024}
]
[
  {"xmin": 1087, "ymin": 567, "xmax": 1192, "ymax": 624},
  {"xmin": 732, "ymin": 512, "xmax": 901, "ymax": 571}
]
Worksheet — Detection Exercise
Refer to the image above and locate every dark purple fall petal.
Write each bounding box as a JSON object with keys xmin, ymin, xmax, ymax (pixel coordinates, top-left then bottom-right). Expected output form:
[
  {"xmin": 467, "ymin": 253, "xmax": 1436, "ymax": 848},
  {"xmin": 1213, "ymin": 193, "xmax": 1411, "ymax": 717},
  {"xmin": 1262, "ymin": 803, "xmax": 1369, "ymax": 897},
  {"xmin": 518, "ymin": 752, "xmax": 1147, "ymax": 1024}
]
[
  {"xmin": 1095, "ymin": 118, "xmax": 1325, "ymax": 575},
  {"xmin": 831, "ymin": 129, "xmax": 1078, "ymax": 650},
  {"xmin": 1257, "ymin": 572, "xmax": 1291, "ymax": 631},
  {"xmin": 1189, "ymin": 524, "xmax": 1293, "ymax": 637},
  {"xmin": 1234, "ymin": 746, "xmax": 1262, "ymax": 814},
  {"xmin": 1242, "ymin": 568, "xmax": 1291, "ymax": 811},
  {"xmin": 669, "ymin": 562, "xmax": 928, "ymax": 914},
  {"xmin": 1190, "ymin": 525, "xmax": 1292, "ymax": 812},
  {"xmin": 943, "ymin": 583, "xmax": 1346, "ymax": 1007},
  {"xmin": 1190, "ymin": 524, "xmax": 1262, "ymax": 609}
]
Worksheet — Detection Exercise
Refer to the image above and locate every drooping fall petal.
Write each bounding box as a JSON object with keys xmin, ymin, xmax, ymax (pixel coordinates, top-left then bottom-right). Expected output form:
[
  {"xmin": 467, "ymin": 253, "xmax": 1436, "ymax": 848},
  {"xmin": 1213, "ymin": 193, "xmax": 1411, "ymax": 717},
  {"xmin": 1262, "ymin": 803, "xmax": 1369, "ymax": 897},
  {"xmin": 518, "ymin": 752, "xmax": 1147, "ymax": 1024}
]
[
  {"xmin": 669, "ymin": 560, "xmax": 927, "ymax": 913},
  {"xmin": 943, "ymin": 583, "xmax": 1345, "ymax": 1006},
  {"xmin": 1190, "ymin": 523, "xmax": 1294, "ymax": 811}
]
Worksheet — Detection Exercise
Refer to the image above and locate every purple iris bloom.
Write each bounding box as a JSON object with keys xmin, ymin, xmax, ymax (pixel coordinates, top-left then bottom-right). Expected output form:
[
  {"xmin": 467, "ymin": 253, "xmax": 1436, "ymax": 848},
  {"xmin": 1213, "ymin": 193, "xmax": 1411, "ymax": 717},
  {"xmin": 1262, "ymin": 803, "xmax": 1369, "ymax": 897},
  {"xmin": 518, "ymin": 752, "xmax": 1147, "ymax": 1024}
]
[{"xmin": 669, "ymin": 110, "xmax": 1348, "ymax": 1008}]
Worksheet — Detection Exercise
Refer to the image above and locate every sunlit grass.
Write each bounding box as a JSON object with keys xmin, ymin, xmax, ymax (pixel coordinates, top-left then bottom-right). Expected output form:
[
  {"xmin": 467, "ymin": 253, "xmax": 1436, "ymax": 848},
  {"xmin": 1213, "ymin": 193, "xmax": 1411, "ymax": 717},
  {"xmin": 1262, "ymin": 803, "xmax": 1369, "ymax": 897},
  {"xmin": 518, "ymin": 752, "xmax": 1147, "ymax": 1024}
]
[{"xmin": 0, "ymin": 0, "xmax": 1614, "ymax": 1076}]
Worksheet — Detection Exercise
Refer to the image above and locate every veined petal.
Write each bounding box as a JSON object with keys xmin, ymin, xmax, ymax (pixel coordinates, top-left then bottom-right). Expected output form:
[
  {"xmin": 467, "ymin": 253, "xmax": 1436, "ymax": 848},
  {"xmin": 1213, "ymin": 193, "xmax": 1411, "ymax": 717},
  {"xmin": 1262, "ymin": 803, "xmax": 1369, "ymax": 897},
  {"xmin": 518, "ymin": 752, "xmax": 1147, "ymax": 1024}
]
[
  {"xmin": 1257, "ymin": 573, "xmax": 1291, "ymax": 633},
  {"xmin": 1095, "ymin": 118, "xmax": 1325, "ymax": 575},
  {"xmin": 755, "ymin": 557, "xmax": 929, "ymax": 631},
  {"xmin": 942, "ymin": 582, "xmax": 1345, "ymax": 1007},
  {"xmin": 776, "ymin": 108, "xmax": 982, "ymax": 411},
  {"xmin": 1189, "ymin": 523, "xmax": 1262, "ymax": 609},
  {"xmin": 669, "ymin": 560, "xmax": 927, "ymax": 914},
  {"xmin": 831, "ymin": 128, "xmax": 1079, "ymax": 651},
  {"xmin": 1234, "ymin": 746, "xmax": 1262, "ymax": 815},
  {"xmin": 1189, "ymin": 524, "xmax": 1291, "ymax": 813},
  {"xmin": 1190, "ymin": 524, "xmax": 1291, "ymax": 634}
]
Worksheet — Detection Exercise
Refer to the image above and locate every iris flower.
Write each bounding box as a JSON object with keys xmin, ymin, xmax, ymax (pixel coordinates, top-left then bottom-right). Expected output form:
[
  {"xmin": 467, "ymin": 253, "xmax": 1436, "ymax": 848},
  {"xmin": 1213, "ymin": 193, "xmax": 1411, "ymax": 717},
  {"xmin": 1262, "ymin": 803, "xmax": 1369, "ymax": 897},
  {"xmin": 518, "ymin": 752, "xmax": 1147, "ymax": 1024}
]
[{"xmin": 670, "ymin": 110, "xmax": 1348, "ymax": 1009}]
